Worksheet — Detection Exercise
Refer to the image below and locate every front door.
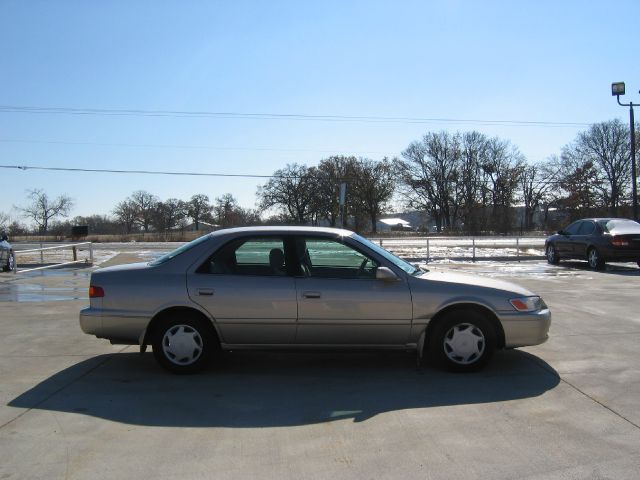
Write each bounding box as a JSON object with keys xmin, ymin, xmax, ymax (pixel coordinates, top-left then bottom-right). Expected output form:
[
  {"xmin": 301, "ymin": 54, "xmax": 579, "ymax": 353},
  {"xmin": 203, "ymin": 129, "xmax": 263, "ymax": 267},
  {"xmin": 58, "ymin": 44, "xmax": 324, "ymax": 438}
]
[{"xmin": 293, "ymin": 236, "xmax": 413, "ymax": 346}]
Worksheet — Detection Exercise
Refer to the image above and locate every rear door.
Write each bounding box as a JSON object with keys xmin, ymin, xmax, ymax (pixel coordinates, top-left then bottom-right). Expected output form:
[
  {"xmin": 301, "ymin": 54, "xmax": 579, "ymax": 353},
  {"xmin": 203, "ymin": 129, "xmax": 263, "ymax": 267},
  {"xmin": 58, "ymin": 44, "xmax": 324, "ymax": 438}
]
[
  {"xmin": 573, "ymin": 220, "xmax": 596, "ymax": 258},
  {"xmin": 293, "ymin": 235, "xmax": 413, "ymax": 346},
  {"xmin": 186, "ymin": 236, "xmax": 297, "ymax": 345}
]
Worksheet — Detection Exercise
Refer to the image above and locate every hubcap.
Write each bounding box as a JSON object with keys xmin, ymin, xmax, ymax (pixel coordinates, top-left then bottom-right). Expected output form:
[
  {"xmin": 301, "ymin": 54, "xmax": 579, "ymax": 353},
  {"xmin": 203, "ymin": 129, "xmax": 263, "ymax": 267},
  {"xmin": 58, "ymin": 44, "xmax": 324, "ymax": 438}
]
[
  {"xmin": 547, "ymin": 246, "xmax": 555, "ymax": 262},
  {"xmin": 443, "ymin": 323, "xmax": 485, "ymax": 365},
  {"xmin": 162, "ymin": 324, "xmax": 203, "ymax": 366},
  {"xmin": 589, "ymin": 250, "xmax": 598, "ymax": 267}
]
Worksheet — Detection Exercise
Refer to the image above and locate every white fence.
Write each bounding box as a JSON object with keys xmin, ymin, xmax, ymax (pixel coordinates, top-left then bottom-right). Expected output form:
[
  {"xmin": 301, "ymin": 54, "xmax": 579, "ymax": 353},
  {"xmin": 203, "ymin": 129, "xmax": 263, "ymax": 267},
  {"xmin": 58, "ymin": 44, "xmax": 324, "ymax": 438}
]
[
  {"xmin": 11, "ymin": 242, "xmax": 94, "ymax": 273},
  {"xmin": 370, "ymin": 236, "xmax": 547, "ymax": 263}
]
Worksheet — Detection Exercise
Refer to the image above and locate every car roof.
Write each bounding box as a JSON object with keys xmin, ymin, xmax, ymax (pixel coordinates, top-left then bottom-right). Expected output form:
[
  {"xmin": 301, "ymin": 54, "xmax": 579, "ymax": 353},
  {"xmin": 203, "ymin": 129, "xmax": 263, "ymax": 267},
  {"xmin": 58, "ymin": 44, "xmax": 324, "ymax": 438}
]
[
  {"xmin": 208, "ymin": 225, "xmax": 356, "ymax": 238},
  {"xmin": 581, "ymin": 218, "xmax": 638, "ymax": 222}
]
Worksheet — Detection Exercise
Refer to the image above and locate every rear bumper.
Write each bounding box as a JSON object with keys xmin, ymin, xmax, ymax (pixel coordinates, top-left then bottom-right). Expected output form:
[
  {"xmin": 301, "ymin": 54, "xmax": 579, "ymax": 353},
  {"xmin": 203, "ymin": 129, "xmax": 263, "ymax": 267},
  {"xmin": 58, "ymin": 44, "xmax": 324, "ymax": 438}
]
[
  {"xmin": 79, "ymin": 307, "xmax": 102, "ymax": 336},
  {"xmin": 500, "ymin": 308, "xmax": 551, "ymax": 348},
  {"xmin": 603, "ymin": 248, "xmax": 640, "ymax": 262},
  {"xmin": 79, "ymin": 307, "xmax": 146, "ymax": 343}
]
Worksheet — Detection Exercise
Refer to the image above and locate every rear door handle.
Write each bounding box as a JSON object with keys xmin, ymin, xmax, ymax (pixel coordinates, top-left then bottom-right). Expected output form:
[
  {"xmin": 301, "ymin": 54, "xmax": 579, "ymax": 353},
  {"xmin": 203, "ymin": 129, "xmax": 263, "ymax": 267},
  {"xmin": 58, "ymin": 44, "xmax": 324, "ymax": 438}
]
[
  {"xmin": 197, "ymin": 288, "xmax": 215, "ymax": 296},
  {"xmin": 303, "ymin": 291, "xmax": 321, "ymax": 299}
]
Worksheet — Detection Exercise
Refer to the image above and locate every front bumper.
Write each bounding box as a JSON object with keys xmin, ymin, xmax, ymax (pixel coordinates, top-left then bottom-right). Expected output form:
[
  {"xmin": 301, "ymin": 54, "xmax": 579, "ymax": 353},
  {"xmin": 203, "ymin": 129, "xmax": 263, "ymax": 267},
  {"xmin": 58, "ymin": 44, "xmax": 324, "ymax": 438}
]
[{"xmin": 500, "ymin": 308, "xmax": 551, "ymax": 348}]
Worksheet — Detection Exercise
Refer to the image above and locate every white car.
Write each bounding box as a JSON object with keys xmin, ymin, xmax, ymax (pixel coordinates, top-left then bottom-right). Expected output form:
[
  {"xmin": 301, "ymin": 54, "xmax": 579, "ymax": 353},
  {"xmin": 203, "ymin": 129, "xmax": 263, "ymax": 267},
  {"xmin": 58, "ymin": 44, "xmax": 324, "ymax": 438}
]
[{"xmin": 0, "ymin": 233, "xmax": 14, "ymax": 272}]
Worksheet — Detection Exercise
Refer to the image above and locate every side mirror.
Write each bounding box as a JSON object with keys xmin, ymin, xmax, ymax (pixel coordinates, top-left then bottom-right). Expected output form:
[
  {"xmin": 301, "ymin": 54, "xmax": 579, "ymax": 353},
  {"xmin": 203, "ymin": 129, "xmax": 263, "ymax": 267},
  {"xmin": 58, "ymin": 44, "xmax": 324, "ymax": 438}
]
[
  {"xmin": 557, "ymin": 230, "xmax": 566, "ymax": 236},
  {"xmin": 376, "ymin": 266, "xmax": 399, "ymax": 282}
]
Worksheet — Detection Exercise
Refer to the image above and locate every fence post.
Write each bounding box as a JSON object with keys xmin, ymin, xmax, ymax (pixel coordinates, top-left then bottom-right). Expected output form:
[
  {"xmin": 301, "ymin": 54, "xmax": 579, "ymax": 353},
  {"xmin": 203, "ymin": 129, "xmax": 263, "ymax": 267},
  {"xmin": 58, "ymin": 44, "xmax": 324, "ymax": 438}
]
[
  {"xmin": 516, "ymin": 237, "xmax": 520, "ymax": 262},
  {"xmin": 472, "ymin": 238, "xmax": 476, "ymax": 262},
  {"xmin": 72, "ymin": 246, "xmax": 77, "ymax": 261},
  {"xmin": 379, "ymin": 239, "xmax": 383, "ymax": 247},
  {"xmin": 40, "ymin": 242, "xmax": 44, "ymax": 264},
  {"xmin": 89, "ymin": 242, "xmax": 94, "ymax": 264},
  {"xmin": 426, "ymin": 237, "xmax": 430, "ymax": 264}
]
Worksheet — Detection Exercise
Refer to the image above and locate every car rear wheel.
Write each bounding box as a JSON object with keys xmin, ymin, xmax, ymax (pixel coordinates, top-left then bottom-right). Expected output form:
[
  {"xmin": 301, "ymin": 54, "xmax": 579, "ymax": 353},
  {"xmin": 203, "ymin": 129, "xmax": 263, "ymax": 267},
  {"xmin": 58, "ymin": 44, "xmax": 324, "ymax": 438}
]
[
  {"xmin": 427, "ymin": 309, "xmax": 496, "ymax": 372},
  {"xmin": 587, "ymin": 247, "xmax": 605, "ymax": 270},
  {"xmin": 152, "ymin": 314, "xmax": 218, "ymax": 374},
  {"xmin": 546, "ymin": 244, "xmax": 559, "ymax": 265}
]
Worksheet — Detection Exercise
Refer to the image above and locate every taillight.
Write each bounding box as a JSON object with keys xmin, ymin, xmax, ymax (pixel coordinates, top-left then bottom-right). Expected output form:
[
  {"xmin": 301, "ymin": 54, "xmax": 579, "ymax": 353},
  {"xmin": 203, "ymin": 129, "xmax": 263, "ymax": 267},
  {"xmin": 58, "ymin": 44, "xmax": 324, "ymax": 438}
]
[
  {"xmin": 611, "ymin": 236, "xmax": 629, "ymax": 247},
  {"xmin": 89, "ymin": 286, "xmax": 104, "ymax": 298}
]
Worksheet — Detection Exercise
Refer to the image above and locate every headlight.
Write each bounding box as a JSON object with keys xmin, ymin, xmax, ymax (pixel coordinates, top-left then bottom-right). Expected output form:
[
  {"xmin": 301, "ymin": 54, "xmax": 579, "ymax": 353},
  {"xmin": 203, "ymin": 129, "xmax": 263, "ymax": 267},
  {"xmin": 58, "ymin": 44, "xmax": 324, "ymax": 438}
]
[{"xmin": 510, "ymin": 296, "xmax": 546, "ymax": 312}]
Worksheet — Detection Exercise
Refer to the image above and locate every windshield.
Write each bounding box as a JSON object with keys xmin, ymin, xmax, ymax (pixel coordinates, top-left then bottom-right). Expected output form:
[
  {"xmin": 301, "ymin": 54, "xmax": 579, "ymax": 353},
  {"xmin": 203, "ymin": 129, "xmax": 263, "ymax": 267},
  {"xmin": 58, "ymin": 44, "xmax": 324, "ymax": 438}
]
[
  {"xmin": 148, "ymin": 234, "xmax": 212, "ymax": 266},
  {"xmin": 597, "ymin": 219, "xmax": 640, "ymax": 234},
  {"xmin": 351, "ymin": 234, "xmax": 420, "ymax": 275}
]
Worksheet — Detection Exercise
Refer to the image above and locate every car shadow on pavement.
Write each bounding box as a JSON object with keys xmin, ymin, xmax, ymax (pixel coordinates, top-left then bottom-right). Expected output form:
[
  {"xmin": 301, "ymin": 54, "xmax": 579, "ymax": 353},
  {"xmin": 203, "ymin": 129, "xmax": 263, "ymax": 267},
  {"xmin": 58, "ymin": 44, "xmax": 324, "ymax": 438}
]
[
  {"xmin": 558, "ymin": 261, "xmax": 640, "ymax": 275},
  {"xmin": 9, "ymin": 349, "xmax": 559, "ymax": 428}
]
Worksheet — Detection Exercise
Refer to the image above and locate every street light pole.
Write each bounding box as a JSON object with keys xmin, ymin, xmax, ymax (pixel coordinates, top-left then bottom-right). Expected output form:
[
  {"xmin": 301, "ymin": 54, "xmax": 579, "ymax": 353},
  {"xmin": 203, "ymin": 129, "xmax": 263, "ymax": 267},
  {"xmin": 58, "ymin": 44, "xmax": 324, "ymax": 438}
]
[{"xmin": 612, "ymin": 82, "xmax": 638, "ymax": 220}]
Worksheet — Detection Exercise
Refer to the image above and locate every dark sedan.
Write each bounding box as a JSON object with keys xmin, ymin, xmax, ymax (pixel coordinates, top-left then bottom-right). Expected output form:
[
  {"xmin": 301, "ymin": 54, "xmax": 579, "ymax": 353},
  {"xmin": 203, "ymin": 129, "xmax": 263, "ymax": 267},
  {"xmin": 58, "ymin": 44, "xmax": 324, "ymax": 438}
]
[{"xmin": 545, "ymin": 218, "xmax": 640, "ymax": 270}]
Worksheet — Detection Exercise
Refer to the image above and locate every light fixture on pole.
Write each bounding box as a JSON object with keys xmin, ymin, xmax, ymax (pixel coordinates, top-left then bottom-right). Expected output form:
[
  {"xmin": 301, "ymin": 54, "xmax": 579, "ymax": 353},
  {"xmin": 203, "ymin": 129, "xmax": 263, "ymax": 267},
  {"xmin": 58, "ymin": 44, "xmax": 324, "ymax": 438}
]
[{"xmin": 612, "ymin": 82, "xmax": 638, "ymax": 220}]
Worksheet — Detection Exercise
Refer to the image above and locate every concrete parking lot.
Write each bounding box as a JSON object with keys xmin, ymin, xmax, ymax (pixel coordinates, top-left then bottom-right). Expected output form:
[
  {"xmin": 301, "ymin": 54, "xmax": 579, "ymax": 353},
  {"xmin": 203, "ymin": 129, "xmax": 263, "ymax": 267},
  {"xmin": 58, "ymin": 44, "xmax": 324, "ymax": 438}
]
[{"xmin": 1, "ymin": 255, "xmax": 640, "ymax": 479}]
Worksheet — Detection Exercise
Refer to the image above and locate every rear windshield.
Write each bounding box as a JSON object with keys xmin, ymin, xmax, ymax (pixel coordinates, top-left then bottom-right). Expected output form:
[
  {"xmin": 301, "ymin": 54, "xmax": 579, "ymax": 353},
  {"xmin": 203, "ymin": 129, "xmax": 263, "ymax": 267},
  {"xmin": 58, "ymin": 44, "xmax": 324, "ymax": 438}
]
[
  {"xmin": 597, "ymin": 219, "xmax": 640, "ymax": 234},
  {"xmin": 149, "ymin": 234, "xmax": 211, "ymax": 266}
]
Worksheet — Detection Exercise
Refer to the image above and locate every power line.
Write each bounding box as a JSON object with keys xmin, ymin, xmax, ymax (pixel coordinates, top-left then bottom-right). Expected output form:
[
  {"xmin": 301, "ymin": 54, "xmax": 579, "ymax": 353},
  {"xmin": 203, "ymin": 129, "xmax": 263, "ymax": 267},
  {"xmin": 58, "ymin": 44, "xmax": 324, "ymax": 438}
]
[
  {"xmin": 0, "ymin": 164, "xmax": 277, "ymax": 179},
  {"xmin": 0, "ymin": 138, "xmax": 396, "ymax": 156},
  {"xmin": 0, "ymin": 163, "xmax": 576, "ymax": 187},
  {"xmin": 0, "ymin": 105, "xmax": 592, "ymax": 128}
]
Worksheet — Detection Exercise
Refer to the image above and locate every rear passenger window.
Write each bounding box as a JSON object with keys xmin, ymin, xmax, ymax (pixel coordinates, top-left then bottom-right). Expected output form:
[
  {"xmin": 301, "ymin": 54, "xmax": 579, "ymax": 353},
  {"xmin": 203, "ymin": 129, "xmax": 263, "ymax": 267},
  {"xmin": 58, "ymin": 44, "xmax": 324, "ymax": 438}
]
[
  {"xmin": 578, "ymin": 222, "xmax": 595, "ymax": 235},
  {"xmin": 200, "ymin": 237, "xmax": 287, "ymax": 276}
]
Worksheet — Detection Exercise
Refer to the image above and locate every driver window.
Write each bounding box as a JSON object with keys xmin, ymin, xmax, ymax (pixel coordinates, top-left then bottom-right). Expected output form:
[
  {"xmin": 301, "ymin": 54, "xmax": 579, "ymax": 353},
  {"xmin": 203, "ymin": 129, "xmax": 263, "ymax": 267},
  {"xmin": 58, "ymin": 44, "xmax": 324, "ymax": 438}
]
[{"xmin": 300, "ymin": 238, "xmax": 379, "ymax": 279}]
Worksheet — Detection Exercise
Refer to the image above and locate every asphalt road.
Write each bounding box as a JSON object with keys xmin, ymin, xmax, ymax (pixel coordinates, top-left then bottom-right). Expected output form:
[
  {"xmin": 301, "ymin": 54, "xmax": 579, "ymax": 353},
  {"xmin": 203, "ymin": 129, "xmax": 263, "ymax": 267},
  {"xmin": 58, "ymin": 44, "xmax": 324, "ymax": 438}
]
[{"xmin": 1, "ymin": 257, "xmax": 639, "ymax": 479}]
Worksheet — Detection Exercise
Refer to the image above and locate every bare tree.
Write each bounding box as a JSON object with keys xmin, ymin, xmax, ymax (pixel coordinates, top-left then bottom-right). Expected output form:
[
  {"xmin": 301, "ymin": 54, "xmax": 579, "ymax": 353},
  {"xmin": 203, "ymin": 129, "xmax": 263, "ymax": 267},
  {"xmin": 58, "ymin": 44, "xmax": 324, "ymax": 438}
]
[
  {"xmin": 257, "ymin": 164, "xmax": 317, "ymax": 224},
  {"xmin": 129, "ymin": 190, "xmax": 159, "ymax": 232},
  {"xmin": 113, "ymin": 199, "xmax": 139, "ymax": 234},
  {"xmin": 563, "ymin": 119, "xmax": 631, "ymax": 215},
  {"xmin": 187, "ymin": 194, "xmax": 213, "ymax": 231},
  {"xmin": 152, "ymin": 199, "xmax": 187, "ymax": 233},
  {"xmin": 214, "ymin": 193, "xmax": 245, "ymax": 227},
  {"xmin": 519, "ymin": 159, "xmax": 558, "ymax": 231},
  {"xmin": 313, "ymin": 156, "xmax": 359, "ymax": 227},
  {"xmin": 398, "ymin": 131, "xmax": 460, "ymax": 232},
  {"xmin": 353, "ymin": 158, "xmax": 396, "ymax": 233},
  {"xmin": 481, "ymin": 138, "xmax": 525, "ymax": 233},
  {"xmin": 18, "ymin": 189, "xmax": 74, "ymax": 234},
  {"xmin": 0, "ymin": 212, "xmax": 9, "ymax": 232}
]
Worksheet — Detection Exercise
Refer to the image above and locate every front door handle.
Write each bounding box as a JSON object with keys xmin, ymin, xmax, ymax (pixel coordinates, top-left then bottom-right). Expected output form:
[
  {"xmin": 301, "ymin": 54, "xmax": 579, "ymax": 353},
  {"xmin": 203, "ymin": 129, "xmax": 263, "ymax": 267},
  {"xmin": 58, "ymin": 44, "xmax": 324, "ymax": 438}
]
[
  {"xmin": 303, "ymin": 291, "xmax": 321, "ymax": 299},
  {"xmin": 197, "ymin": 288, "xmax": 215, "ymax": 296}
]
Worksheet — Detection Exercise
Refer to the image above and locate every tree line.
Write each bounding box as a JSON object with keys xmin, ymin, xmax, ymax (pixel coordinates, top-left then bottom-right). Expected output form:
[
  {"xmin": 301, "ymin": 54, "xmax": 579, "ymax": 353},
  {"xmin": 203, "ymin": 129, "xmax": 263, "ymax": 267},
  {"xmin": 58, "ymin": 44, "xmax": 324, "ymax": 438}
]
[{"xmin": 2, "ymin": 118, "xmax": 638, "ymax": 236}]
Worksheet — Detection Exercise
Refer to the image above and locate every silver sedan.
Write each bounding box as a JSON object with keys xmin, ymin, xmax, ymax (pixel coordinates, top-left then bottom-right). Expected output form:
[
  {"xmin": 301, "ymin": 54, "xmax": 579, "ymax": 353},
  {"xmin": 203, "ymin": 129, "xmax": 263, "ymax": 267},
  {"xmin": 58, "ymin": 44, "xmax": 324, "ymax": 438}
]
[{"xmin": 80, "ymin": 227, "xmax": 551, "ymax": 373}]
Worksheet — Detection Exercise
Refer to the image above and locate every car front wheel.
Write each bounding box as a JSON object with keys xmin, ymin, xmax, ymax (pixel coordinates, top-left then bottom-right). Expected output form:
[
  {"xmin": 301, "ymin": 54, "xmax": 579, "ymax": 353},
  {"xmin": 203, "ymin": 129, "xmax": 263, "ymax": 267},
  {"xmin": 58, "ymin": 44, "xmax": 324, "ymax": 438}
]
[
  {"xmin": 546, "ymin": 244, "xmax": 559, "ymax": 265},
  {"xmin": 427, "ymin": 310, "xmax": 496, "ymax": 372},
  {"xmin": 587, "ymin": 247, "xmax": 605, "ymax": 270},
  {"xmin": 152, "ymin": 314, "xmax": 217, "ymax": 374}
]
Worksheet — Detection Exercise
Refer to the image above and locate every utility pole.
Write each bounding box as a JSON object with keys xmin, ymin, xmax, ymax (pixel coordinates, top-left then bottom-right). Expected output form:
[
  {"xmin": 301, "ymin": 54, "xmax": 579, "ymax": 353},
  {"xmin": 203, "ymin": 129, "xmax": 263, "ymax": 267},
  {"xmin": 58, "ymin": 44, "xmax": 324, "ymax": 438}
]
[{"xmin": 612, "ymin": 82, "xmax": 638, "ymax": 220}]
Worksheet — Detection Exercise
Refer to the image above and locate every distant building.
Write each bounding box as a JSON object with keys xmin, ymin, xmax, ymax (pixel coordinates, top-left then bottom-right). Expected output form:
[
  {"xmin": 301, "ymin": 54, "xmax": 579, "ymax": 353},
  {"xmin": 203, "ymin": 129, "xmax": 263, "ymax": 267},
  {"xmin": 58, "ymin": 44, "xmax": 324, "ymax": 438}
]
[{"xmin": 377, "ymin": 217, "xmax": 413, "ymax": 231}]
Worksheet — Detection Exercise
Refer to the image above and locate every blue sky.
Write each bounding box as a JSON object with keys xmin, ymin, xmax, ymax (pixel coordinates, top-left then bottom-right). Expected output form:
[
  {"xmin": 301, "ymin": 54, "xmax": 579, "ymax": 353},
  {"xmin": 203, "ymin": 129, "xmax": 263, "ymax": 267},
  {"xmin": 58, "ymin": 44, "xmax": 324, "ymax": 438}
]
[{"xmin": 1, "ymin": 0, "xmax": 639, "ymax": 219}]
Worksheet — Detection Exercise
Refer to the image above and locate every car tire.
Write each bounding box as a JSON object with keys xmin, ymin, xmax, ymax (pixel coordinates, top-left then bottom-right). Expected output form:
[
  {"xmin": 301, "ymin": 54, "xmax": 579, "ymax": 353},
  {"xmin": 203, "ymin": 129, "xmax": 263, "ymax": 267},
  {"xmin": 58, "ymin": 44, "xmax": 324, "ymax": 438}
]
[
  {"xmin": 546, "ymin": 244, "xmax": 559, "ymax": 265},
  {"xmin": 427, "ymin": 309, "xmax": 496, "ymax": 373},
  {"xmin": 2, "ymin": 253, "xmax": 13, "ymax": 272},
  {"xmin": 152, "ymin": 313, "xmax": 218, "ymax": 374},
  {"xmin": 587, "ymin": 247, "xmax": 605, "ymax": 271}
]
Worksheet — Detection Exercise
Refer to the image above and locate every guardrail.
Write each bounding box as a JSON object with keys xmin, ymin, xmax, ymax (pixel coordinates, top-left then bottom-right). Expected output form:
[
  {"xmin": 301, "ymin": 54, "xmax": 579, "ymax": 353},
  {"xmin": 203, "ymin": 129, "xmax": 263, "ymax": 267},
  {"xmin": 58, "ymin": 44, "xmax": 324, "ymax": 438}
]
[{"xmin": 11, "ymin": 242, "xmax": 94, "ymax": 273}]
